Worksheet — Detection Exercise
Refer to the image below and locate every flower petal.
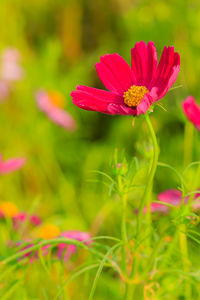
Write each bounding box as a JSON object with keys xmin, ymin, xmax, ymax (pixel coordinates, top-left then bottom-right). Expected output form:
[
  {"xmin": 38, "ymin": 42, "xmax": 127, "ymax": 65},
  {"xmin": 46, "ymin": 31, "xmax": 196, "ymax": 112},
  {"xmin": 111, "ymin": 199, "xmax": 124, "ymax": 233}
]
[
  {"xmin": 107, "ymin": 103, "xmax": 137, "ymax": 115},
  {"xmin": 47, "ymin": 108, "xmax": 76, "ymax": 132},
  {"xmin": 71, "ymin": 85, "xmax": 123, "ymax": 114},
  {"xmin": 36, "ymin": 90, "xmax": 76, "ymax": 132},
  {"xmin": 0, "ymin": 157, "xmax": 26, "ymax": 174},
  {"xmin": 136, "ymin": 93, "xmax": 153, "ymax": 116},
  {"xmin": 95, "ymin": 54, "xmax": 134, "ymax": 95},
  {"xmin": 182, "ymin": 96, "xmax": 200, "ymax": 130},
  {"xmin": 131, "ymin": 41, "xmax": 158, "ymax": 88},
  {"xmin": 150, "ymin": 47, "xmax": 180, "ymax": 101},
  {"xmin": 158, "ymin": 189, "xmax": 182, "ymax": 206}
]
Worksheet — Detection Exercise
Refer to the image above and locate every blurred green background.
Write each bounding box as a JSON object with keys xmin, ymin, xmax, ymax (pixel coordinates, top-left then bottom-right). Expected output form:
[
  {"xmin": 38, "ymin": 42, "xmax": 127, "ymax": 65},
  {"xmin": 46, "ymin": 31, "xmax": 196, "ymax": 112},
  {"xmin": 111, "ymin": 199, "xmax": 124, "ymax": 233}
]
[{"xmin": 0, "ymin": 0, "xmax": 200, "ymax": 298}]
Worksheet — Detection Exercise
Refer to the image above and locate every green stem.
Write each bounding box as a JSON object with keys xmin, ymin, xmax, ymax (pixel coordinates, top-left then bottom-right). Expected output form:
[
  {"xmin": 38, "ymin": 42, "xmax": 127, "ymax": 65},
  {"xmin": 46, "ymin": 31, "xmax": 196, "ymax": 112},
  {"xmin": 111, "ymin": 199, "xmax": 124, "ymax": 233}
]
[
  {"xmin": 128, "ymin": 114, "xmax": 159, "ymax": 294},
  {"xmin": 179, "ymin": 226, "xmax": 191, "ymax": 299},
  {"xmin": 183, "ymin": 122, "xmax": 194, "ymax": 166},
  {"xmin": 126, "ymin": 284, "xmax": 135, "ymax": 300},
  {"xmin": 122, "ymin": 193, "xmax": 128, "ymax": 245},
  {"xmin": 118, "ymin": 174, "xmax": 128, "ymax": 274},
  {"xmin": 136, "ymin": 114, "xmax": 159, "ymax": 237}
]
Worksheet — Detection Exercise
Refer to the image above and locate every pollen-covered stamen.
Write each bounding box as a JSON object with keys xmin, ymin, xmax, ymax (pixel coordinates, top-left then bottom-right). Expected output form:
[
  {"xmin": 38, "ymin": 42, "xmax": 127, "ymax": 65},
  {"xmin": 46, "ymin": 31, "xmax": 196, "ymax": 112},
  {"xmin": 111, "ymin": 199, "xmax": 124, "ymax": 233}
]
[{"xmin": 123, "ymin": 85, "xmax": 149, "ymax": 107}]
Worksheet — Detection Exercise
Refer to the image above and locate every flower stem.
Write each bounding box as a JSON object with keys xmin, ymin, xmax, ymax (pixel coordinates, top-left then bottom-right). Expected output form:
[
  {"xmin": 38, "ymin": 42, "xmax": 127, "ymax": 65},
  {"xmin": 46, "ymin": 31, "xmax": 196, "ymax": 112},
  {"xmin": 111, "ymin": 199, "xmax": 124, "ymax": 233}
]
[
  {"xmin": 121, "ymin": 192, "xmax": 128, "ymax": 273},
  {"xmin": 136, "ymin": 114, "xmax": 159, "ymax": 237},
  {"xmin": 179, "ymin": 226, "xmax": 191, "ymax": 299},
  {"xmin": 129, "ymin": 114, "xmax": 159, "ymax": 291},
  {"xmin": 183, "ymin": 122, "xmax": 194, "ymax": 166},
  {"xmin": 118, "ymin": 174, "xmax": 128, "ymax": 274}
]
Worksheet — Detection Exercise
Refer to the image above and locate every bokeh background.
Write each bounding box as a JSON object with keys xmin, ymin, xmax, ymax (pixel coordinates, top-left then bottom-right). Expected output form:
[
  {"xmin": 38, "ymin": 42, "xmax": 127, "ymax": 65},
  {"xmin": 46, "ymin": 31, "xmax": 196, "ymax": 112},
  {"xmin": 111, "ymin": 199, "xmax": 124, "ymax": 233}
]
[{"xmin": 0, "ymin": 0, "xmax": 200, "ymax": 299}]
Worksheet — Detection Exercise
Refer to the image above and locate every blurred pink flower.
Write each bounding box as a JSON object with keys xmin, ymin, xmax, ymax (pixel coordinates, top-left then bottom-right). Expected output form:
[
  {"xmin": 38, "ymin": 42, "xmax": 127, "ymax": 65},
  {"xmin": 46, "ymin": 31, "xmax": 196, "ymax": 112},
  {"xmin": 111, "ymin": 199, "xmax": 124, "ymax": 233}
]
[
  {"xmin": 71, "ymin": 41, "xmax": 180, "ymax": 116},
  {"xmin": 57, "ymin": 230, "xmax": 91, "ymax": 261},
  {"xmin": 0, "ymin": 153, "xmax": 26, "ymax": 174},
  {"xmin": 142, "ymin": 189, "xmax": 200, "ymax": 213},
  {"xmin": 0, "ymin": 48, "xmax": 24, "ymax": 81},
  {"xmin": 17, "ymin": 241, "xmax": 50, "ymax": 263},
  {"xmin": 30, "ymin": 215, "xmax": 41, "ymax": 226},
  {"xmin": 182, "ymin": 96, "xmax": 200, "ymax": 130},
  {"xmin": 36, "ymin": 90, "xmax": 77, "ymax": 132},
  {"xmin": 16, "ymin": 230, "xmax": 91, "ymax": 263},
  {"xmin": 13, "ymin": 212, "xmax": 41, "ymax": 230}
]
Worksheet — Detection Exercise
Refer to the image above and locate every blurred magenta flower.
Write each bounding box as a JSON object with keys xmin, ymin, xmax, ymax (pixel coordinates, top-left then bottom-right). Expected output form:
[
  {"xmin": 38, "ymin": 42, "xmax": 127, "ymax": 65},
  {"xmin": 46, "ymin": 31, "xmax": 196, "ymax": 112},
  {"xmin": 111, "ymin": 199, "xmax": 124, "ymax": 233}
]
[
  {"xmin": 15, "ymin": 224, "xmax": 60, "ymax": 262},
  {"xmin": 17, "ymin": 228, "xmax": 91, "ymax": 262},
  {"xmin": 36, "ymin": 90, "xmax": 77, "ymax": 131},
  {"xmin": 0, "ymin": 48, "xmax": 24, "ymax": 82},
  {"xmin": 13, "ymin": 212, "xmax": 41, "ymax": 230},
  {"xmin": 143, "ymin": 189, "xmax": 200, "ymax": 213},
  {"xmin": 71, "ymin": 41, "xmax": 180, "ymax": 116},
  {"xmin": 182, "ymin": 96, "xmax": 200, "ymax": 130},
  {"xmin": 57, "ymin": 230, "xmax": 91, "ymax": 261},
  {"xmin": 0, "ymin": 153, "xmax": 26, "ymax": 174},
  {"xmin": 17, "ymin": 241, "xmax": 50, "ymax": 263}
]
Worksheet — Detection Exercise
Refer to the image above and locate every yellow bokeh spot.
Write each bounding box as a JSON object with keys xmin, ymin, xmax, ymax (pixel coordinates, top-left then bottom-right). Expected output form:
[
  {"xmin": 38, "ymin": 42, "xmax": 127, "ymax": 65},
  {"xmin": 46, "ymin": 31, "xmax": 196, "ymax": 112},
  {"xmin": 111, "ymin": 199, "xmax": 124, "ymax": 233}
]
[
  {"xmin": 0, "ymin": 202, "xmax": 19, "ymax": 217},
  {"xmin": 48, "ymin": 91, "xmax": 65, "ymax": 108},
  {"xmin": 39, "ymin": 224, "xmax": 60, "ymax": 239},
  {"xmin": 123, "ymin": 85, "xmax": 149, "ymax": 107}
]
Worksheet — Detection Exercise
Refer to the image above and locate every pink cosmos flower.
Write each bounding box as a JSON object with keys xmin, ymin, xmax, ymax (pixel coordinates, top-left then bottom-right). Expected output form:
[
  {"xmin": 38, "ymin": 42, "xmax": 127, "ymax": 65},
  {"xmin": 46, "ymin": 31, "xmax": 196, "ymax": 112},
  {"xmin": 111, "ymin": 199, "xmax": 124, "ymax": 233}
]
[
  {"xmin": 0, "ymin": 153, "xmax": 26, "ymax": 174},
  {"xmin": 0, "ymin": 48, "xmax": 24, "ymax": 82},
  {"xmin": 57, "ymin": 231, "xmax": 91, "ymax": 261},
  {"xmin": 0, "ymin": 48, "xmax": 24, "ymax": 101},
  {"xmin": 182, "ymin": 96, "xmax": 200, "ymax": 130},
  {"xmin": 36, "ymin": 90, "xmax": 77, "ymax": 132},
  {"xmin": 71, "ymin": 41, "xmax": 180, "ymax": 116},
  {"xmin": 143, "ymin": 189, "xmax": 200, "ymax": 213}
]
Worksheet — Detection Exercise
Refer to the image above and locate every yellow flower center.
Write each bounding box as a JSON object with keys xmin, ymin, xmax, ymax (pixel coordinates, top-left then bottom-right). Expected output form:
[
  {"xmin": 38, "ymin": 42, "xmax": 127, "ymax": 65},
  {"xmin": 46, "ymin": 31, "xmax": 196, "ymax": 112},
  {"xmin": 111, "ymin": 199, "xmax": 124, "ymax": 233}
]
[
  {"xmin": 0, "ymin": 202, "xmax": 19, "ymax": 217},
  {"xmin": 48, "ymin": 91, "xmax": 65, "ymax": 108},
  {"xmin": 39, "ymin": 224, "xmax": 60, "ymax": 239},
  {"xmin": 123, "ymin": 85, "xmax": 149, "ymax": 107}
]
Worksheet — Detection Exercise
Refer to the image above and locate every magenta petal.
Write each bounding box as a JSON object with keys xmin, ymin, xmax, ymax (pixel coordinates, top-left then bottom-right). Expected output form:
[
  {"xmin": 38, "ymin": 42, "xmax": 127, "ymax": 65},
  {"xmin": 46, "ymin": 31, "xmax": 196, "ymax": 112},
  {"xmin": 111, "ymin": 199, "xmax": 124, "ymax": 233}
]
[
  {"xmin": 192, "ymin": 190, "xmax": 200, "ymax": 210},
  {"xmin": 57, "ymin": 230, "xmax": 91, "ymax": 261},
  {"xmin": 182, "ymin": 96, "xmax": 200, "ymax": 130},
  {"xmin": 57, "ymin": 244, "xmax": 77, "ymax": 261},
  {"xmin": 136, "ymin": 93, "xmax": 152, "ymax": 116},
  {"xmin": 95, "ymin": 53, "xmax": 134, "ymax": 95},
  {"xmin": 0, "ymin": 154, "xmax": 26, "ymax": 174},
  {"xmin": 142, "ymin": 189, "xmax": 182, "ymax": 214},
  {"xmin": 158, "ymin": 189, "xmax": 182, "ymax": 206},
  {"xmin": 107, "ymin": 103, "xmax": 137, "ymax": 115},
  {"xmin": 30, "ymin": 215, "xmax": 41, "ymax": 226},
  {"xmin": 71, "ymin": 85, "xmax": 123, "ymax": 114},
  {"xmin": 150, "ymin": 47, "xmax": 180, "ymax": 101},
  {"xmin": 131, "ymin": 41, "xmax": 158, "ymax": 88},
  {"xmin": 61, "ymin": 230, "xmax": 91, "ymax": 243}
]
